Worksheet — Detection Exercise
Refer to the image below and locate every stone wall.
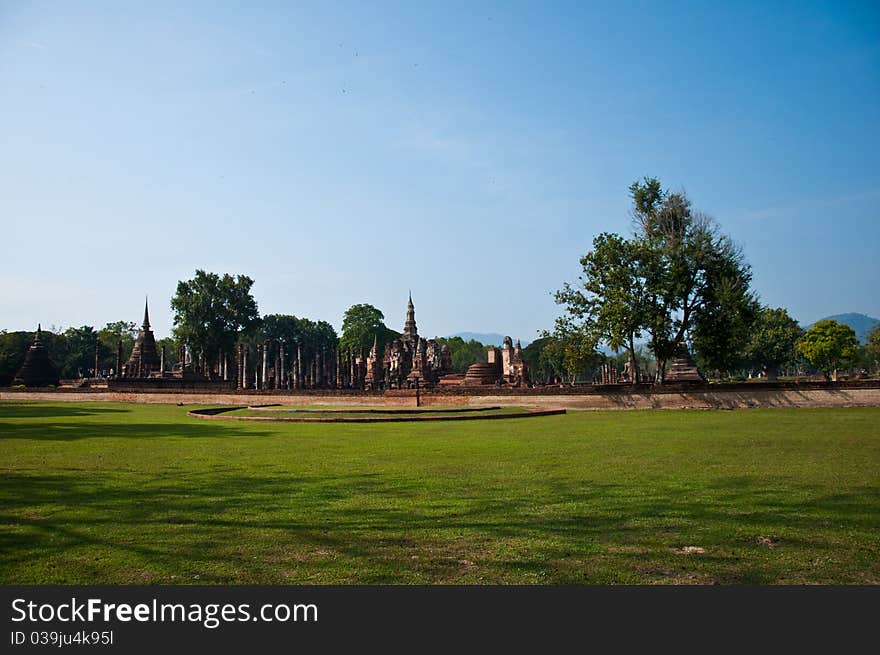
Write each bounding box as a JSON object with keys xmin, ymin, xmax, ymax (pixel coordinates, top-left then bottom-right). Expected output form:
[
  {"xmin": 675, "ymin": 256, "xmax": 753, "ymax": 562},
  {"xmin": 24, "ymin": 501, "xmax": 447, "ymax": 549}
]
[{"xmin": 2, "ymin": 382, "xmax": 880, "ymax": 410}]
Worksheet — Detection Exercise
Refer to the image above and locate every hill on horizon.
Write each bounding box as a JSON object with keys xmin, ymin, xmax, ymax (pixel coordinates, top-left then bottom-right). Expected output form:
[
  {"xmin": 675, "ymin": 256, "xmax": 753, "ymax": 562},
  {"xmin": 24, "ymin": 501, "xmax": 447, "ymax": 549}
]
[
  {"xmin": 806, "ymin": 313, "xmax": 878, "ymax": 343},
  {"xmin": 445, "ymin": 332, "xmax": 533, "ymax": 348}
]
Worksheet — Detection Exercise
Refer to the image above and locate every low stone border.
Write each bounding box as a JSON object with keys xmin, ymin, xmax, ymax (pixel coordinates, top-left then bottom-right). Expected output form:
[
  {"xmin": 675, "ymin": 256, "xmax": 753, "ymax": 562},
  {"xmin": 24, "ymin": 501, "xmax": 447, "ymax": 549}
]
[
  {"xmin": 246, "ymin": 404, "xmax": 505, "ymax": 414},
  {"xmin": 188, "ymin": 406, "xmax": 567, "ymax": 423}
]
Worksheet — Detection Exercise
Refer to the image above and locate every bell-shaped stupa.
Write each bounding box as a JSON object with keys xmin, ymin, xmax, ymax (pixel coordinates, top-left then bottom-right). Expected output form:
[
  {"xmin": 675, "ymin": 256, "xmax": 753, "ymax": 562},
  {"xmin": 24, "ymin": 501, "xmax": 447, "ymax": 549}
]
[{"xmin": 14, "ymin": 324, "xmax": 61, "ymax": 387}]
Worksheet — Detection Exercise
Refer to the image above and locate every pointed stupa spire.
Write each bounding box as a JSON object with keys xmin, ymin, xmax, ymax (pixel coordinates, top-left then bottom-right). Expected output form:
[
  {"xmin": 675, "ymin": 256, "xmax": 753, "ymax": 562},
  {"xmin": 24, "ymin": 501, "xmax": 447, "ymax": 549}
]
[
  {"xmin": 127, "ymin": 296, "xmax": 160, "ymax": 376},
  {"xmin": 371, "ymin": 333, "xmax": 378, "ymax": 357},
  {"xmin": 404, "ymin": 292, "xmax": 418, "ymax": 342}
]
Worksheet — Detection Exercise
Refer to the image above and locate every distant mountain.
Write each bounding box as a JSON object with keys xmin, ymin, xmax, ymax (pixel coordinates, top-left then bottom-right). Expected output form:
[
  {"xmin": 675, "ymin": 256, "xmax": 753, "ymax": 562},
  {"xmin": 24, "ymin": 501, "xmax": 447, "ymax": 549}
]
[
  {"xmin": 806, "ymin": 313, "xmax": 879, "ymax": 344},
  {"xmin": 445, "ymin": 332, "xmax": 532, "ymax": 347}
]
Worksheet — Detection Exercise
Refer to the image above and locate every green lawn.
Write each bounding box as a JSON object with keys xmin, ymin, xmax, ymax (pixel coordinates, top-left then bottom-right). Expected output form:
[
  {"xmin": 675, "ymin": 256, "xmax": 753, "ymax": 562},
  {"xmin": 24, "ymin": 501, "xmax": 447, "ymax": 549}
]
[
  {"xmin": 1, "ymin": 401, "xmax": 878, "ymax": 584},
  {"xmin": 221, "ymin": 406, "xmax": 529, "ymax": 419}
]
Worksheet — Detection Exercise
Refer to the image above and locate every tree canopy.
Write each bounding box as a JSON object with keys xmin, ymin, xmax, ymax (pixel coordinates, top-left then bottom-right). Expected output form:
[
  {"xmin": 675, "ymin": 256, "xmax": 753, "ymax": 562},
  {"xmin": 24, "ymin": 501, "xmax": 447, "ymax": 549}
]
[
  {"xmin": 553, "ymin": 233, "xmax": 648, "ymax": 379},
  {"xmin": 554, "ymin": 177, "xmax": 757, "ymax": 382},
  {"xmin": 60, "ymin": 326, "xmax": 100, "ymax": 378},
  {"xmin": 744, "ymin": 307, "xmax": 804, "ymax": 380},
  {"xmin": 866, "ymin": 324, "xmax": 880, "ymax": 373},
  {"xmin": 797, "ymin": 320, "xmax": 859, "ymax": 380},
  {"xmin": 338, "ymin": 304, "xmax": 398, "ymax": 358},
  {"xmin": 171, "ymin": 270, "xmax": 260, "ymax": 366},
  {"xmin": 433, "ymin": 336, "xmax": 486, "ymax": 373},
  {"xmin": 96, "ymin": 321, "xmax": 137, "ymax": 374}
]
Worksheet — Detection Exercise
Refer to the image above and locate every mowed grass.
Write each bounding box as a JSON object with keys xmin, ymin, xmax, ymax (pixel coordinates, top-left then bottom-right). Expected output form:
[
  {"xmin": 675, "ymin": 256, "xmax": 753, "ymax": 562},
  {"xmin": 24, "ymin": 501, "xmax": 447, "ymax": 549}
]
[
  {"xmin": 1, "ymin": 401, "xmax": 878, "ymax": 585},
  {"xmin": 223, "ymin": 406, "xmax": 528, "ymax": 419}
]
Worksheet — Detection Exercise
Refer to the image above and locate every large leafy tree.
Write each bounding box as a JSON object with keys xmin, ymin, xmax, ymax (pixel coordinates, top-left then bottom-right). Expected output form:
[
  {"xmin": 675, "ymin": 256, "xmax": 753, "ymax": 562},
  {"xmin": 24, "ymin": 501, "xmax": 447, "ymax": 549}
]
[
  {"xmin": 61, "ymin": 325, "xmax": 101, "ymax": 378},
  {"xmin": 541, "ymin": 324, "xmax": 601, "ymax": 384},
  {"xmin": 338, "ymin": 304, "xmax": 398, "ymax": 358},
  {"xmin": 691, "ymin": 271, "xmax": 760, "ymax": 377},
  {"xmin": 632, "ymin": 179, "xmax": 757, "ymax": 380},
  {"xmin": 554, "ymin": 233, "xmax": 650, "ymax": 381},
  {"xmin": 743, "ymin": 307, "xmax": 804, "ymax": 380},
  {"xmin": 171, "ymin": 270, "xmax": 260, "ymax": 368},
  {"xmin": 0, "ymin": 331, "xmax": 37, "ymax": 385},
  {"xmin": 521, "ymin": 337, "xmax": 562, "ymax": 382},
  {"xmin": 553, "ymin": 177, "xmax": 756, "ymax": 383},
  {"xmin": 797, "ymin": 320, "xmax": 859, "ymax": 381}
]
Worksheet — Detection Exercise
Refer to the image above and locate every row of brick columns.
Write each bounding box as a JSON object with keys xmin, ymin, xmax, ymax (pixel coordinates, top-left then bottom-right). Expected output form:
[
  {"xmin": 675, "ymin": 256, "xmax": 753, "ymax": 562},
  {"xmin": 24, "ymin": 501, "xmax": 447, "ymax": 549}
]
[{"xmin": 232, "ymin": 342, "xmax": 368, "ymax": 390}]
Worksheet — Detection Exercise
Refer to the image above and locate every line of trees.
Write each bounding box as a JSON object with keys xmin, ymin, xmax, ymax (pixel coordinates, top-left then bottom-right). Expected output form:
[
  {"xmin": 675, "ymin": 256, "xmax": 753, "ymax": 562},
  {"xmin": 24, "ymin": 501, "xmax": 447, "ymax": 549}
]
[
  {"xmin": 4, "ymin": 220, "xmax": 877, "ymax": 385},
  {"xmin": 169, "ymin": 272, "xmax": 490, "ymax": 376},
  {"xmin": 1, "ymin": 267, "xmax": 500, "ymax": 384},
  {"xmin": 0, "ymin": 322, "xmax": 173, "ymax": 384},
  {"xmin": 543, "ymin": 177, "xmax": 878, "ymax": 384}
]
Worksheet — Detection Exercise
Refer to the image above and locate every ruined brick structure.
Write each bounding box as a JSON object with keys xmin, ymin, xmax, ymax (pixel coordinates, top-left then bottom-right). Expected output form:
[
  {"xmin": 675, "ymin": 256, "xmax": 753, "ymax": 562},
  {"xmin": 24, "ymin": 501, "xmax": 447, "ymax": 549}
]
[
  {"xmin": 14, "ymin": 325, "xmax": 61, "ymax": 387},
  {"xmin": 369, "ymin": 293, "xmax": 452, "ymax": 390},
  {"xmin": 663, "ymin": 343, "xmax": 704, "ymax": 383},
  {"xmin": 462, "ymin": 338, "xmax": 529, "ymax": 387},
  {"xmin": 122, "ymin": 299, "xmax": 161, "ymax": 378}
]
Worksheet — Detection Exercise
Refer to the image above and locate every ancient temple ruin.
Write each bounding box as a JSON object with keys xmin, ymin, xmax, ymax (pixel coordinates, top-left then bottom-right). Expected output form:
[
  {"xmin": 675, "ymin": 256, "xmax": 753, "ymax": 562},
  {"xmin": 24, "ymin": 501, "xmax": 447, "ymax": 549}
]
[
  {"xmin": 14, "ymin": 325, "xmax": 60, "ymax": 387},
  {"xmin": 122, "ymin": 298, "xmax": 161, "ymax": 378},
  {"xmin": 662, "ymin": 343, "xmax": 704, "ymax": 383},
  {"xmin": 370, "ymin": 293, "xmax": 453, "ymax": 389},
  {"xmin": 461, "ymin": 336, "xmax": 529, "ymax": 387}
]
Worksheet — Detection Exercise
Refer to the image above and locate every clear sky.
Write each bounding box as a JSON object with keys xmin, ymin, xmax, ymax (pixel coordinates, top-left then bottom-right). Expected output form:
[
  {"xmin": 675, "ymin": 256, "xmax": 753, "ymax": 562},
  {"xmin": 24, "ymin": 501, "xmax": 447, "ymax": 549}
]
[{"xmin": 2, "ymin": 1, "xmax": 878, "ymax": 342}]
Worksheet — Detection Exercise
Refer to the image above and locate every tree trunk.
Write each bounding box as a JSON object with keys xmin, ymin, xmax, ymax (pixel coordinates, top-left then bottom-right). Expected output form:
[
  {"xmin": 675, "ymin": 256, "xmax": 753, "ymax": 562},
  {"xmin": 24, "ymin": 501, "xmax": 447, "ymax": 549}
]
[
  {"xmin": 627, "ymin": 336, "xmax": 637, "ymax": 385},
  {"xmin": 655, "ymin": 359, "xmax": 666, "ymax": 385},
  {"xmin": 766, "ymin": 366, "xmax": 778, "ymax": 382}
]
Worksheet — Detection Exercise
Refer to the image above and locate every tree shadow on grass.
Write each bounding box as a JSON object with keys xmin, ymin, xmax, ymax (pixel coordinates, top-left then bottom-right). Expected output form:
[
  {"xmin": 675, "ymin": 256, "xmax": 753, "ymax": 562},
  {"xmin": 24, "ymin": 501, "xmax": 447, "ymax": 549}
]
[
  {"xmin": 0, "ymin": 420, "xmax": 274, "ymax": 440},
  {"xmin": 0, "ymin": 404, "xmax": 130, "ymax": 419},
  {"xmin": 0, "ymin": 406, "xmax": 274, "ymax": 441},
  {"xmin": 0, "ymin": 469, "xmax": 877, "ymax": 584}
]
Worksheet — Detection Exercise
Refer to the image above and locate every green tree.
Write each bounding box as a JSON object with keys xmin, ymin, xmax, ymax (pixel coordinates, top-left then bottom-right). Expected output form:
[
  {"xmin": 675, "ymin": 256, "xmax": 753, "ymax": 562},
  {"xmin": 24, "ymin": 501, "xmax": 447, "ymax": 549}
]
[
  {"xmin": 630, "ymin": 177, "xmax": 756, "ymax": 381},
  {"xmin": 866, "ymin": 324, "xmax": 880, "ymax": 374},
  {"xmin": 797, "ymin": 320, "xmax": 859, "ymax": 381},
  {"xmin": 60, "ymin": 325, "xmax": 101, "ymax": 378},
  {"xmin": 610, "ymin": 345, "xmax": 657, "ymax": 380},
  {"xmin": 97, "ymin": 321, "xmax": 138, "ymax": 374},
  {"xmin": 521, "ymin": 336, "xmax": 561, "ymax": 382},
  {"xmin": 743, "ymin": 307, "xmax": 804, "ymax": 380},
  {"xmin": 553, "ymin": 233, "xmax": 650, "ymax": 381},
  {"xmin": 542, "ymin": 324, "xmax": 601, "ymax": 384},
  {"xmin": 434, "ymin": 336, "xmax": 487, "ymax": 373},
  {"xmin": 338, "ymin": 304, "xmax": 398, "ymax": 358},
  {"xmin": 171, "ymin": 270, "xmax": 260, "ymax": 371},
  {"xmin": 0, "ymin": 329, "xmax": 68, "ymax": 384},
  {"xmin": 0, "ymin": 331, "xmax": 36, "ymax": 385},
  {"xmin": 554, "ymin": 177, "xmax": 756, "ymax": 383},
  {"xmin": 260, "ymin": 314, "xmax": 338, "ymax": 365},
  {"xmin": 691, "ymin": 273, "xmax": 760, "ymax": 377},
  {"xmin": 156, "ymin": 337, "xmax": 180, "ymax": 370}
]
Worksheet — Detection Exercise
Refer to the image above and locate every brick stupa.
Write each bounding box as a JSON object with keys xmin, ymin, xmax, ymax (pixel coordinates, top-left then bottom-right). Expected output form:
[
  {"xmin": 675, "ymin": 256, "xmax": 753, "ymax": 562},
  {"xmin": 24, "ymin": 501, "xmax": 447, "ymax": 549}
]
[
  {"xmin": 14, "ymin": 325, "xmax": 60, "ymax": 387},
  {"xmin": 664, "ymin": 343, "xmax": 704, "ymax": 383},
  {"xmin": 125, "ymin": 298, "xmax": 161, "ymax": 377}
]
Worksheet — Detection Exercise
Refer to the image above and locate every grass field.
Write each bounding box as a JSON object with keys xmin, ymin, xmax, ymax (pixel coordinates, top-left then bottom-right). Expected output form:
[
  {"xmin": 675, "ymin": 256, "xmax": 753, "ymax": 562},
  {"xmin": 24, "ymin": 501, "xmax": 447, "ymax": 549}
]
[
  {"xmin": 1, "ymin": 401, "xmax": 878, "ymax": 584},
  {"xmin": 220, "ymin": 406, "xmax": 529, "ymax": 419}
]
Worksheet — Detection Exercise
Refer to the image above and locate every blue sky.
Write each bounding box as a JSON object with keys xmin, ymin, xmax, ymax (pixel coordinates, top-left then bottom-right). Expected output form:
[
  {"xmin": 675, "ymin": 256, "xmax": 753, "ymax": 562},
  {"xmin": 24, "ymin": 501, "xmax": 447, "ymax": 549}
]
[{"xmin": 2, "ymin": 1, "xmax": 878, "ymax": 342}]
